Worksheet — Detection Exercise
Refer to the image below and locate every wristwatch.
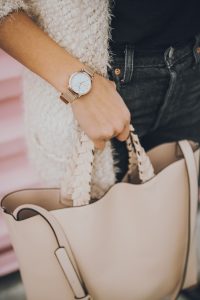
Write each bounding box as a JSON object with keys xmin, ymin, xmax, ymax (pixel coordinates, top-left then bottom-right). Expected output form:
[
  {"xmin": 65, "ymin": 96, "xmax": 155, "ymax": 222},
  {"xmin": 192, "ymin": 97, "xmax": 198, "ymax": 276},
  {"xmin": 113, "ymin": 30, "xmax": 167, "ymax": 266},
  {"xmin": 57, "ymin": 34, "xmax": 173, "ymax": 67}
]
[{"xmin": 60, "ymin": 65, "xmax": 95, "ymax": 104}]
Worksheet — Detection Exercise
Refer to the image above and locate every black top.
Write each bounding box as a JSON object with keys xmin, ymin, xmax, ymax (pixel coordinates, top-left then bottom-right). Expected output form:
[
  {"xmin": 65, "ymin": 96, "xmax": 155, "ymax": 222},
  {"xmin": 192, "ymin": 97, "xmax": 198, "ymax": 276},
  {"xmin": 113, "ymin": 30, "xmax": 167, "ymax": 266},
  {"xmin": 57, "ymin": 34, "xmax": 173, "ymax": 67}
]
[{"xmin": 110, "ymin": 0, "xmax": 200, "ymax": 50}]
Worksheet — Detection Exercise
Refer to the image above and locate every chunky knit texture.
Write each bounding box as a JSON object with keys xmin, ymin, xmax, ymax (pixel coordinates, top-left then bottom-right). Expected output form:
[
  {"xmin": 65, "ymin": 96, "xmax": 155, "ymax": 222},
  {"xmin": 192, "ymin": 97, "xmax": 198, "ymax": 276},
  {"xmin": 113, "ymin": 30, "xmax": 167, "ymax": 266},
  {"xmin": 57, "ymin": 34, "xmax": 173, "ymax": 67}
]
[
  {"xmin": 0, "ymin": 0, "xmax": 28, "ymax": 23},
  {"xmin": 0, "ymin": 0, "xmax": 119, "ymax": 200}
]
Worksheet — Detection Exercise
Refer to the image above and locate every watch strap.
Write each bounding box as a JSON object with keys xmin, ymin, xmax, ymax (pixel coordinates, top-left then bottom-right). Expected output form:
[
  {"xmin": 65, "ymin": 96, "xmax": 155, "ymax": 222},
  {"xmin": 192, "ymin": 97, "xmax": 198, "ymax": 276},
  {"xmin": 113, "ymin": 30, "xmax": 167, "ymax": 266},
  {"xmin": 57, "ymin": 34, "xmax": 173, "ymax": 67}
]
[
  {"xmin": 60, "ymin": 88, "xmax": 79, "ymax": 104},
  {"xmin": 81, "ymin": 65, "xmax": 95, "ymax": 78}
]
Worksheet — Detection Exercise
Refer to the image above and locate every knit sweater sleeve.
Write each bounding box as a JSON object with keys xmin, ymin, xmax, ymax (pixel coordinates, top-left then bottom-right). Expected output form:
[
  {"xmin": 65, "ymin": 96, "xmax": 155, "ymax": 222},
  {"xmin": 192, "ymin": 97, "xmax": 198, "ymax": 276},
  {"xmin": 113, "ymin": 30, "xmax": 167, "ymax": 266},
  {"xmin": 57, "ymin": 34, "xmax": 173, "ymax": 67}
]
[{"xmin": 0, "ymin": 0, "xmax": 28, "ymax": 23}]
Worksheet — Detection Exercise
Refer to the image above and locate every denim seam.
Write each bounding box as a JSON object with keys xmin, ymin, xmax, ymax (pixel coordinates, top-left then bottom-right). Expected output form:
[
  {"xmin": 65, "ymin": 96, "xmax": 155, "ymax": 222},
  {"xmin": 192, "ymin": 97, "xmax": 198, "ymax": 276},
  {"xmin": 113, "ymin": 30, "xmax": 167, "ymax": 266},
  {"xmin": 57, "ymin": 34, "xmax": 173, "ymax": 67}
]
[
  {"xmin": 171, "ymin": 50, "xmax": 193, "ymax": 67},
  {"xmin": 150, "ymin": 47, "xmax": 178, "ymax": 131},
  {"xmin": 123, "ymin": 45, "xmax": 128, "ymax": 83},
  {"xmin": 122, "ymin": 45, "xmax": 134, "ymax": 83},
  {"xmin": 110, "ymin": 50, "xmax": 193, "ymax": 70},
  {"xmin": 151, "ymin": 69, "xmax": 177, "ymax": 131},
  {"xmin": 134, "ymin": 64, "xmax": 165, "ymax": 68},
  {"xmin": 129, "ymin": 49, "xmax": 134, "ymax": 81}
]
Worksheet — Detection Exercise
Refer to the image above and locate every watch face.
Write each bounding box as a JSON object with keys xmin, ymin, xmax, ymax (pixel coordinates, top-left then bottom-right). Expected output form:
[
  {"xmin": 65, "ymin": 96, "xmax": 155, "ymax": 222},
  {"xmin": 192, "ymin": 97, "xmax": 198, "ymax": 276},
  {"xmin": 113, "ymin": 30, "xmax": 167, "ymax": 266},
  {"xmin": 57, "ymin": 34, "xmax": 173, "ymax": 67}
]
[{"xmin": 69, "ymin": 71, "xmax": 92, "ymax": 95}]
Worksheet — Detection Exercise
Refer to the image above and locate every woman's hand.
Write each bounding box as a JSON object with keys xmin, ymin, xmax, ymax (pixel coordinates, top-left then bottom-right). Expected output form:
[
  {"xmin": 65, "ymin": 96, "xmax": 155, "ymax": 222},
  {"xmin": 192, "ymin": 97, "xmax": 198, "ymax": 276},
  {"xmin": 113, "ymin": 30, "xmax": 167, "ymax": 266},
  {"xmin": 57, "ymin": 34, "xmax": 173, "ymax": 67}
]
[{"xmin": 71, "ymin": 73, "xmax": 131, "ymax": 150}]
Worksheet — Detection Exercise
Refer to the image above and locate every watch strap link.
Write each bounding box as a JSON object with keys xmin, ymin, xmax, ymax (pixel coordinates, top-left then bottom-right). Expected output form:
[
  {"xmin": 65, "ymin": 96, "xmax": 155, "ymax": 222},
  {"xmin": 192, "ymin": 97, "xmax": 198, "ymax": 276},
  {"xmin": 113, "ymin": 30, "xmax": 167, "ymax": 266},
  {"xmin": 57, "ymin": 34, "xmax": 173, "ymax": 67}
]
[
  {"xmin": 60, "ymin": 88, "xmax": 79, "ymax": 104},
  {"xmin": 81, "ymin": 65, "xmax": 95, "ymax": 78}
]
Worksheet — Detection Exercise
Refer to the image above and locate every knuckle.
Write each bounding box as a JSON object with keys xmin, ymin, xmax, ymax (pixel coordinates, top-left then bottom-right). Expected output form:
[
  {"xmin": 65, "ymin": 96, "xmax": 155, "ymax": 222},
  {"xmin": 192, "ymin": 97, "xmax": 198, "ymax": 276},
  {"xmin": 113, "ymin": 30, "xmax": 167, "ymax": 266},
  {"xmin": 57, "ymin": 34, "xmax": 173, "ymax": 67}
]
[
  {"xmin": 118, "ymin": 135, "xmax": 127, "ymax": 142},
  {"xmin": 90, "ymin": 128, "xmax": 113, "ymax": 142},
  {"xmin": 101, "ymin": 127, "xmax": 113, "ymax": 139},
  {"xmin": 90, "ymin": 129, "xmax": 105, "ymax": 141},
  {"xmin": 124, "ymin": 111, "xmax": 131, "ymax": 123},
  {"xmin": 94, "ymin": 141, "xmax": 105, "ymax": 150},
  {"xmin": 114, "ymin": 122, "xmax": 125, "ymax": 133},
  {"xmin": 89, "ymin": 129, "xmax": 98, "ymax": 140}
]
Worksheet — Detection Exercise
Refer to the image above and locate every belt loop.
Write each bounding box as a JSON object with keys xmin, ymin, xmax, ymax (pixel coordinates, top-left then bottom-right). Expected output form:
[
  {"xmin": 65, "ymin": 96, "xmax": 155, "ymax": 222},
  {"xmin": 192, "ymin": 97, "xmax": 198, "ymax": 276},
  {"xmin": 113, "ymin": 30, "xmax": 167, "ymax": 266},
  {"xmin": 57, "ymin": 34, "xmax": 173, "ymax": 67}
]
[
  {"xmin": 164, "ymin": 46, "xmax": 175, "ymax": 69},
  {"xmin": 193, "ymin": 33, "xmax": 200, "ymax": 65},
  {"xmin": 121, "ymin": 44, "xmax": 135, "ymax": 84}
]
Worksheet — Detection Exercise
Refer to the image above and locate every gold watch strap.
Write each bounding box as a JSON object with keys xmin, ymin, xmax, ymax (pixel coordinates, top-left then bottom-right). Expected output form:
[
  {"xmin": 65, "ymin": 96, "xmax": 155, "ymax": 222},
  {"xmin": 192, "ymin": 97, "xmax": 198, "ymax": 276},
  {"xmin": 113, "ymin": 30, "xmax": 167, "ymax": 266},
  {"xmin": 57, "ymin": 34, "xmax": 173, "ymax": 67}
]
[
  {"xmin": 82, "ymin": 65, "xmax": 95, "ymax": 78},
  {"xmin": 60, "ymin": 89, "xmax": 79, "ymax": 104}
]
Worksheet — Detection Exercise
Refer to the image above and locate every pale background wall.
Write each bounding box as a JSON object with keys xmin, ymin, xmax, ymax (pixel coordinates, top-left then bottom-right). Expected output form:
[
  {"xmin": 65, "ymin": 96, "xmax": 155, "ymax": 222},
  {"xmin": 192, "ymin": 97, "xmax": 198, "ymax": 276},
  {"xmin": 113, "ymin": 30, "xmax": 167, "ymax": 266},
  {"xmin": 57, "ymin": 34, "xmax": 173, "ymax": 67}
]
[{"xmin": 0, "ymin": 49, "xmax": 40, "ymax": 276}]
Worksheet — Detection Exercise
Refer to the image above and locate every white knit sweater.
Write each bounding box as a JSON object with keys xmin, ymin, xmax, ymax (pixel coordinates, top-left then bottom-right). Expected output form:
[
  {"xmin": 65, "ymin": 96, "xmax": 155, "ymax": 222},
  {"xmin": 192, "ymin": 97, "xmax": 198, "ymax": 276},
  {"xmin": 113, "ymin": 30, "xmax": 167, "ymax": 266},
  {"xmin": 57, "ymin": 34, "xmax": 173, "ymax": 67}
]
[{"xmin": 0, "ymin": 0, "xmax": 120, "ymax": 201}]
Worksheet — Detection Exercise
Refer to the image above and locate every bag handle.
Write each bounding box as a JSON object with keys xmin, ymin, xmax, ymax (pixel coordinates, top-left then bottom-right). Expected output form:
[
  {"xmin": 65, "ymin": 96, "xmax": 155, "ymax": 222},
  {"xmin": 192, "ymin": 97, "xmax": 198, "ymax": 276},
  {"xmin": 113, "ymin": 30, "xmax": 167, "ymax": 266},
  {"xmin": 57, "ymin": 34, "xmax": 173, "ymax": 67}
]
[
  {"xmin": 174, "ymin": 140, "xmax": 199, "ymax": 296},
  {"xmin": 61, "ymin": 124, "xmax": 155, "ymax": 206}
]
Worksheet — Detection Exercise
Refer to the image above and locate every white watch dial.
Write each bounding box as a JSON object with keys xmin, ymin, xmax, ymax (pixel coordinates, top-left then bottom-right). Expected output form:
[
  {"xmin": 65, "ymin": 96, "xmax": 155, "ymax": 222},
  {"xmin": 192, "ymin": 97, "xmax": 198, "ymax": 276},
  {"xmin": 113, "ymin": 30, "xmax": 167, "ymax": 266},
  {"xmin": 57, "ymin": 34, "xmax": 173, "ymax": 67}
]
[{"xmin": 69, "ymin": 71, "xmax": 92, "ymax": 95}]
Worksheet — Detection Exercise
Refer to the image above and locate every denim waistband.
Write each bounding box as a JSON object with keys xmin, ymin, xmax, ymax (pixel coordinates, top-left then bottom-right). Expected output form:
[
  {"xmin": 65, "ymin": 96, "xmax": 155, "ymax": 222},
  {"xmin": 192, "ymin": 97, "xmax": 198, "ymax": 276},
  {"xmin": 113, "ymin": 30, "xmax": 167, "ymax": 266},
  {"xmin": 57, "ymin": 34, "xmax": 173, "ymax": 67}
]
[{"xmin": 109, "ymin": 32, "xmax": 200, "ymax": 68}]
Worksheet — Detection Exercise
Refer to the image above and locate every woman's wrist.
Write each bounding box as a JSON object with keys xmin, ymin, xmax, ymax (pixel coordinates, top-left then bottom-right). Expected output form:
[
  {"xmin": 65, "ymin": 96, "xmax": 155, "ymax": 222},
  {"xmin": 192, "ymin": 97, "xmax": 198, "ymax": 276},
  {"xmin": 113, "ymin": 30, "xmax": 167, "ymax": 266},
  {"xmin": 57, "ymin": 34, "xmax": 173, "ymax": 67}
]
[{"xmin": 50, "ymin": 50, "xmax": 86, "ymax": 95}]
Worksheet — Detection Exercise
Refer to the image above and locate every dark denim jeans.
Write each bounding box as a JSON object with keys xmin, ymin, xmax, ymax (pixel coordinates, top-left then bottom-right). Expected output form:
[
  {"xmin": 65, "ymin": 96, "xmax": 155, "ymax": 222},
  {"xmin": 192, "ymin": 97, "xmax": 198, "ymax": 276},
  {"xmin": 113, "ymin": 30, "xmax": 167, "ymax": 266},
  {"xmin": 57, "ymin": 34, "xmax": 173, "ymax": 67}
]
[{"xmin": 108, "ymin": 34, "xmax": 200, "ymax": 181}]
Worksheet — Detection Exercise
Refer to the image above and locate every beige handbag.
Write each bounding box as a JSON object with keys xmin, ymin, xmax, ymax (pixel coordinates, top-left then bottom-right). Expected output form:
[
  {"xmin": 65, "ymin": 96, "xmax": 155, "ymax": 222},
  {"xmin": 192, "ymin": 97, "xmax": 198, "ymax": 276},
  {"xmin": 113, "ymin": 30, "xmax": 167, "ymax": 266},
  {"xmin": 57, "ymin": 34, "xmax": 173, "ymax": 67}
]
[{"xmin": 1, "ymin": 125, "xmax": 200, "ymax": 300}]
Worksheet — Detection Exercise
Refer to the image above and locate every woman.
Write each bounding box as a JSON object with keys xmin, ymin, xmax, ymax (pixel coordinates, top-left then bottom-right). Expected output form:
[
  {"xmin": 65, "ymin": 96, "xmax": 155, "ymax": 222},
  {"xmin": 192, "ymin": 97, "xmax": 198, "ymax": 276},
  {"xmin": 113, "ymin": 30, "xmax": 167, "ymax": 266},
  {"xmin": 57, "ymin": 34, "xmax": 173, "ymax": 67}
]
[{"xmin": 0, "ymin": 0, "xmax": 200, "ymax": 198}]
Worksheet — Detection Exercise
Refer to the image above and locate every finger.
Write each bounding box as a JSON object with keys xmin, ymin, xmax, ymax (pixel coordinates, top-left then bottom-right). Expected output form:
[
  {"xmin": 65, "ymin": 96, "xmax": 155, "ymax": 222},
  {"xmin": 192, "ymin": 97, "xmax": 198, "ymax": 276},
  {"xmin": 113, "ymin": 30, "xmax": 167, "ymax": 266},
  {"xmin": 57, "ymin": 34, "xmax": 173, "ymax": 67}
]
[
  {"xmin": 115, "ymin": 122, "xmax": 130, "ymax": 142},
  {"xmin": 93, "ymin": 139, "xmax": 106, "ymax": 150}
]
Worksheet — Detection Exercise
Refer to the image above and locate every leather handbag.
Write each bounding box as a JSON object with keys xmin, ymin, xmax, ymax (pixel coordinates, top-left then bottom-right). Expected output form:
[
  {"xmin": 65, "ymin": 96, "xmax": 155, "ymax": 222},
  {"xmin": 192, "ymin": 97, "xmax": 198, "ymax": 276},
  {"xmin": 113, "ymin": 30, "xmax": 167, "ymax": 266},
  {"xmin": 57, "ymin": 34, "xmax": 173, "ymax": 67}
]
[{"xmin": 1, "ymin": 124, "xmax": 200, "ymax": 300}]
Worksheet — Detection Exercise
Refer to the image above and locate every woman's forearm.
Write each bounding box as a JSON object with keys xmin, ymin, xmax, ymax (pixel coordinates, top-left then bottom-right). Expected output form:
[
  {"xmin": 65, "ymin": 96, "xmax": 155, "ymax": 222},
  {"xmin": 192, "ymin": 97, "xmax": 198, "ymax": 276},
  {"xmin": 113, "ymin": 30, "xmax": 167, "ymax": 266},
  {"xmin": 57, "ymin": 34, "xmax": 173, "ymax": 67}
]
[{"xmin": 0, "ymin": 11, "xmax": 84, "ymax": 93}]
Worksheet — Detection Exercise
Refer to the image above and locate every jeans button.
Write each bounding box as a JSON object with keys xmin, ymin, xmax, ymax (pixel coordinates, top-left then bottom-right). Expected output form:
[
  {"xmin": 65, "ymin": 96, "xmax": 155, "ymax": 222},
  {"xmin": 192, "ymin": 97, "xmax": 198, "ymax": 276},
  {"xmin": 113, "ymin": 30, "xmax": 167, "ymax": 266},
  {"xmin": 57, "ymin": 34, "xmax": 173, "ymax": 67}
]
[
  {"xmin": 196, "ymin": 47, "xmax": 200, "ymax": 54},
  {"xmin": 114, "ymin": 68, "xmax": 121, "ymax": 76}
]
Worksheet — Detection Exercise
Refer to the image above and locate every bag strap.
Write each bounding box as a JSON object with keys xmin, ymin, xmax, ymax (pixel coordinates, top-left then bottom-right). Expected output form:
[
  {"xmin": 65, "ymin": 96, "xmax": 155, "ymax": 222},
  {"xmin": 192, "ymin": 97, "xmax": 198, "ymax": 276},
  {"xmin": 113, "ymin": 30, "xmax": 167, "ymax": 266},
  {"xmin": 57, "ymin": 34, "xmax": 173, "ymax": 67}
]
[
  {"xmin": 12, "ymin": 204, "xmax": 92, "ymax": 300},
  {"xmin": 64, "ymin": 124, "xmax": 155, "ymax": 206},
  {"xmin": 175, "ymin": 140, "xmax": 198, "ymax": 299},
  {"xmin": 171, "ymin": 140, "xmax": 199, "ymax": 299}
]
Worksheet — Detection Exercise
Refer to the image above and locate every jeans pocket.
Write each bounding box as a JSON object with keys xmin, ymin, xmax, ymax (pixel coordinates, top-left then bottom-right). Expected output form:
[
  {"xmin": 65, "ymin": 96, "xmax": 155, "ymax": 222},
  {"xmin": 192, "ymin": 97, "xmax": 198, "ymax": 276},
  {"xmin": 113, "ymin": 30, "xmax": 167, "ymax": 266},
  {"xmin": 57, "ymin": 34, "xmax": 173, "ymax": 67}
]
[{"xmin": 118, "ymin": 66, "xmax": 172, "ymax": 135}]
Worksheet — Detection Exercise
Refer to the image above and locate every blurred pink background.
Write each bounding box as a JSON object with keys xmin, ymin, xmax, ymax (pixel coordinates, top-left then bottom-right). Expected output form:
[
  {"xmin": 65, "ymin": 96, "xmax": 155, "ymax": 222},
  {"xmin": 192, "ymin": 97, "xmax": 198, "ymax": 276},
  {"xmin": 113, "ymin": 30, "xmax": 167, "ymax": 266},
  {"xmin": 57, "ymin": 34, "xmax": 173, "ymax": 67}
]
[{"xmin": 0, "ymin": 50, "xmax": 40, "ymax": 276}]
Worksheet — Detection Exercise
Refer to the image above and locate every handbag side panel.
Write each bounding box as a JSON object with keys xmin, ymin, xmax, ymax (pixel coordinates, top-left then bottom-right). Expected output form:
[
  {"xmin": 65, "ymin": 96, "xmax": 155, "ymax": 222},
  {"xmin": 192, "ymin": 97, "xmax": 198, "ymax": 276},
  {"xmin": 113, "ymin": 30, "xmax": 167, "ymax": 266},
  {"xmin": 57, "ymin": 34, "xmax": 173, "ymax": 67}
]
[
  {"xmin": 2, "ymin": 213, "xmax": 74, "ymax": 300},
  {"xmin": 183, "ymin": 148, "xmax": 200, "ymax": 289}
]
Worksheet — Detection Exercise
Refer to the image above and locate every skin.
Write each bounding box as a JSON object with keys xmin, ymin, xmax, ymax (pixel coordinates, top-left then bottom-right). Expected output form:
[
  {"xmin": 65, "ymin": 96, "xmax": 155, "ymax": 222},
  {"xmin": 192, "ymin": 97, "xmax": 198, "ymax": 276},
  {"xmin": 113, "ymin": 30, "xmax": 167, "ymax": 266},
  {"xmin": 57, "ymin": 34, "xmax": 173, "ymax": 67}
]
[{"xmin": 0, "ymin": 11, "xmax": 131, "ymax": 150}]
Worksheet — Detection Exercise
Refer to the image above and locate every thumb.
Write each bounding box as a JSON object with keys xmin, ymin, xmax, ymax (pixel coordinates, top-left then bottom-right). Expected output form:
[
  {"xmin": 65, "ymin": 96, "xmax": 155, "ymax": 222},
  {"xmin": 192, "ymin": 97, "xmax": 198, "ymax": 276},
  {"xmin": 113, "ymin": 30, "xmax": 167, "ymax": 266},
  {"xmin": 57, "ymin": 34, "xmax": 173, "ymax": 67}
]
[{"xmin": 93, "ymin": 139, "xmax": 106, "ymax": 151}]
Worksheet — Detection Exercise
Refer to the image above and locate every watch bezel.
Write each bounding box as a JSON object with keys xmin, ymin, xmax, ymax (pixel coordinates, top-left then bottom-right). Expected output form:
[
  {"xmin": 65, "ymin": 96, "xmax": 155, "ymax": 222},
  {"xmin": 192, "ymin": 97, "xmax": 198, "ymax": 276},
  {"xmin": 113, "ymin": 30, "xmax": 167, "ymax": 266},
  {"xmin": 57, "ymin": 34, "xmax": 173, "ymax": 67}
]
[{"xmin": 69, "ymin": 71, "xmax": 92, "ymax": 96}]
